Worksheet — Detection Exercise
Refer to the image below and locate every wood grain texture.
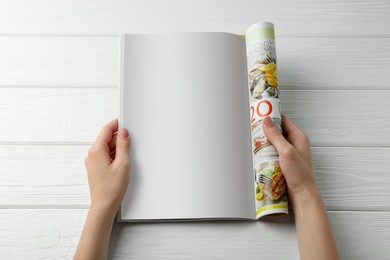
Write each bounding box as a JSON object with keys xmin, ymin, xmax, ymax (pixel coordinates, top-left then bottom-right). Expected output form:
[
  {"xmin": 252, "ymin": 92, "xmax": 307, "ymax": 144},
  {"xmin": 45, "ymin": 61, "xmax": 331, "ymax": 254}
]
[
  {"xmin": 0, "ymin": 88, "xmax": 118, "ymax": 143},
  {"xmin": 329, "ymin": 211, "xmax": 390, "ymax": 260},
  {"xmin": 0, "ymin": 209, "xmax": 389, "ymax": 260},
  {"xmin": 1, "ymin": 145, "xmax": 390, "ymax": 211},
  {"xmin": 0, "ymin": 145, "xmax": 89, "ymax": 207},
  {"xmin": 0, "ymin": 36, "xmax": 118, "ymax": 87},
  {"xmin": 0, "ymin": 88, "xmax": 389, "ymax": 146},
  {"xmin": 0, "ymin": 209, "xmax": 86, "ymax": 259},
  {"xmin": 281, "ymin": 90, "xmax": 390, "ymax": 146},
  {"xmin": 0, "ymin": 0, "xmax": 389, "ymax": 36},
  {"xmin": 278, "ymin": 38, "xmax": 390, "ymax": 90},
  {"xmin": 111, "ymin": 211, "xmax": 390, "ymax": 260},
  {"xmin": 1, "ymin": 36, "xmax": 390, "ymax": 90},
  {"xmin": 313, "ymin": 147, "xmax": 390, "ymax": 211}
]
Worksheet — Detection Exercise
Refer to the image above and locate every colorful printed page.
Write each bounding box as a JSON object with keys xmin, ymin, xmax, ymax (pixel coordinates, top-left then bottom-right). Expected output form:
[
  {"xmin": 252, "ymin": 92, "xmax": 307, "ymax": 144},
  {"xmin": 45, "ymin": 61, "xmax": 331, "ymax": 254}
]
[
  {"xmin": 119, "ymin": 33, "xmax": 255, "ymax": 221},
  {"xmin": 245, "ymin": 22, "xmax": 289, "ymax": 219}
]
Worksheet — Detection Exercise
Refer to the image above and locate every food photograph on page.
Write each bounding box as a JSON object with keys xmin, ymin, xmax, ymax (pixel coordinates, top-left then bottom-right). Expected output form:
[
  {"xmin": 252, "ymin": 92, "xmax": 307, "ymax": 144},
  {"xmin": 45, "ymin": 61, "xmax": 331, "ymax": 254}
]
[{"xmin": 254, "ymin": 161, "xmax": 288, "ymax": 213}]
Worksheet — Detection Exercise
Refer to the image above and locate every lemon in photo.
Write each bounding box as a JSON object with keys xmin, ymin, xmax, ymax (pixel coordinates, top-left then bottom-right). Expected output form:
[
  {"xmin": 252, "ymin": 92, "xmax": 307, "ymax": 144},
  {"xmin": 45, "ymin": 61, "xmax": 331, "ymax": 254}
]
[
  {"xmin": 267, "ymin": 76, "xmax": 277, "ymax": 86},
  {"xmin": 265, "ymin": 69, "xmax": 275, "ymax": 76},
  {"xmin": 256, "ymin": 192, "xmax": 264, "ymax": 200},
  {"xmin": 260, "ymin": 63, "xmax": 275, "ymax": 71}
]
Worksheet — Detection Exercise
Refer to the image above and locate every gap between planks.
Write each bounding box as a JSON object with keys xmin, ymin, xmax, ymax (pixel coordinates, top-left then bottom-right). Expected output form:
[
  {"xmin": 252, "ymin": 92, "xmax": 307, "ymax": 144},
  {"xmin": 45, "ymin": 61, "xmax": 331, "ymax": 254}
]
[
  {"xmin": 1, "ymin": 86, "xmax": 390, "ymax": 91},
  {"xmin": 3, "ymin": 33, "xmax": 390, "ymax": 39},
  {"xmin": 0, "ymin": 85, "xmax": 117, "ymax": 89},
  {"xmin": 0, "ymin": 205, "xmax": 389, "ymax": 214},
  {"xmin": 2, "ymin": 142, "xmax": 390, "ymax": 149}
]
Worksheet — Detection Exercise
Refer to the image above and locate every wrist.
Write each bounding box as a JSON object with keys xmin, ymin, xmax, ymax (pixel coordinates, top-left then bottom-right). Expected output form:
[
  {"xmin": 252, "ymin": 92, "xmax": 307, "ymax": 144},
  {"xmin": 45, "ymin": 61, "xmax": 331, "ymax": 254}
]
[
  {"xmin": 89, "ymin": 201, "xmax": 119, "ymax": 222},
  {"xmin": 291, "ymin": 186, "xmax": 323, "ymax": 211}
]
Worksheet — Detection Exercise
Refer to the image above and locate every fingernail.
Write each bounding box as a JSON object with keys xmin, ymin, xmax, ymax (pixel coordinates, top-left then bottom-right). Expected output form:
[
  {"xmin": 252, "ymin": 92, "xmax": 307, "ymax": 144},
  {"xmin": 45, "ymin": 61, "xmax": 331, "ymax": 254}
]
[
  {"xmin": 118, "ymin": 128, "xmax": 129, "ymax": 138},
  {"xmin": 263, "ymin": 117, "xmax": 274, "ymax": 127}
]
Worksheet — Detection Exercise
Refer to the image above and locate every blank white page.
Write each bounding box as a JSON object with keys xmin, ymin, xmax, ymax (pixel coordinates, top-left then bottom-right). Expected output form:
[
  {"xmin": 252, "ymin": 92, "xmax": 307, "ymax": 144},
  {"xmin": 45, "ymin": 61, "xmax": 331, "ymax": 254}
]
[{"xmin": 119, "ymin": 33, "xmax": 254, "ymax": 221}]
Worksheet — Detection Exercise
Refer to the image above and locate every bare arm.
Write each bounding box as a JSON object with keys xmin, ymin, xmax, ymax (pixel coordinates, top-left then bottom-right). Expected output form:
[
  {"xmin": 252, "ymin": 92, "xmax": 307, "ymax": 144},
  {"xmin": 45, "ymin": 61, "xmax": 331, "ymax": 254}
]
[
  {"xmin": 263, "ymin": 115, "xmax": 339, "ymax": 260},
  {"xmin": 74, "ymin": 119, "xmax": 131, "ymax": 260}
]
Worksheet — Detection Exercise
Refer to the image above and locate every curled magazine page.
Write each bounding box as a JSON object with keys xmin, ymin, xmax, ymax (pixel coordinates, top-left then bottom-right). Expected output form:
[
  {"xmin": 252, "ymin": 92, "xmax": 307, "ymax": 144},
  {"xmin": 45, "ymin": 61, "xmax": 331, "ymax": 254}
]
[
  {"xmin": 120, "ymin": 33, "xmax": 254, "ymax": 221},
  {"xmin": 246, "ymin": 22, "xmax": 288, "ymax": 219}
]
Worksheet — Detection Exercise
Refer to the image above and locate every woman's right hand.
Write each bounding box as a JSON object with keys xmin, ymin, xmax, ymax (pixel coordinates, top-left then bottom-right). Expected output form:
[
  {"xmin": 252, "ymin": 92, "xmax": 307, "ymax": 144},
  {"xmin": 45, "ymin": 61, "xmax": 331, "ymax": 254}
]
[
  {"xmin": 262, "ymin": 114, "xmax": 319, "ymax": 207},
  {"xmin": 263, "ymin": 114, "xmax": 340, "ymax": 260}
]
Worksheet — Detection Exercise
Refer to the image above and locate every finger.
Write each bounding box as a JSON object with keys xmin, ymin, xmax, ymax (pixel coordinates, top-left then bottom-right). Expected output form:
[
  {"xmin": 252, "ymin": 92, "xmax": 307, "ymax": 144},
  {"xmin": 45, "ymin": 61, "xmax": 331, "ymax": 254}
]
[
  {"xmin": 282, "ymin": 114, "xmax": 305, "ymax": 145},
  {"xmin": 109, "ymin": 149, "xmax": 116, "ymax": 161},
  {"xmin": 281, "ymin": 114, "xmax": 311, "ymax": 159},
  {"xmin": 114, "ymin": 128, "xmax": 131, "ymax": 164},
  {"xmin": 262, "ymin": 117, "xmax": 294, "ymax": 156},
  {"xmin": 88, "ymin": 143, "xmax": 112, "ymax": 164},
  {"xmin": 96, "ymin": 119, "xmax": 118, "ymax": 147},
  {"xmin": 108, "ymin": 132, "xmax": 118, "ymax": 152}
]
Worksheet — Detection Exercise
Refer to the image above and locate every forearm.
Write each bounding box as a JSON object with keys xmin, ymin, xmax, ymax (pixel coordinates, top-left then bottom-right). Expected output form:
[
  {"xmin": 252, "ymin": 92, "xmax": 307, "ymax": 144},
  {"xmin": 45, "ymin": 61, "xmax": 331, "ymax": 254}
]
[
  {"xmin": 74, "ymin": 205, "xmax": 116, "ymax": 260},
  {"xmin": 293, "ymin": 188, "xmax": 339, "ymax": 260}
]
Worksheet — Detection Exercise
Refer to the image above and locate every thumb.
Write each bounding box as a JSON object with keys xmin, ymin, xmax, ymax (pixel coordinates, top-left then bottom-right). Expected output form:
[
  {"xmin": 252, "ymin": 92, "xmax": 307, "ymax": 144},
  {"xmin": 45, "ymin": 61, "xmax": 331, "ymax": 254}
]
[
  {"xmin": 115, "ymin": 128, "xmax": 131, "ymax": 162},
  {"xmin": 262, "ymin": 117, "xmax": 292, "ymax": 153}
]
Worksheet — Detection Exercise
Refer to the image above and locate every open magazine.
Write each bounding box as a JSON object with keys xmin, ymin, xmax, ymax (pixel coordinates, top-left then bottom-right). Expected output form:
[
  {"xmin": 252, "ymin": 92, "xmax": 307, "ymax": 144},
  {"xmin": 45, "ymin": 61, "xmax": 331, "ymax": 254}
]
[{"xmin": 118, "ymin": 22, "xmax": 288, "ymax": 221}]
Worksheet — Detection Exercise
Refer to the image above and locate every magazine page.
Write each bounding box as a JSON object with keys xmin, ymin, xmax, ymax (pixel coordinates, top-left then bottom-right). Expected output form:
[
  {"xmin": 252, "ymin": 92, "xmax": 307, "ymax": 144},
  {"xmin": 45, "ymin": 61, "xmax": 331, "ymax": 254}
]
[
  {"xmin": 119, "ymin": 33, "xmax": 255, "ymax": 221},
  {"xmin": 245, "ymin": 22, "xmax": 289, "ymax": 219}
]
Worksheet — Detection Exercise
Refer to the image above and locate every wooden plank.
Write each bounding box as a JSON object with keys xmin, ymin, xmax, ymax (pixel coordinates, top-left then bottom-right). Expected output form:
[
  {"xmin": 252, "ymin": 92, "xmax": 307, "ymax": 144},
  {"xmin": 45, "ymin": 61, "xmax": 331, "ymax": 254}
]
[
  {"xmin": 0, "ymin": 145, "xmax": 90, "ymax": 207},
  {"xmin": 0, "ymin": 209, "xmax": 388, "ymax": 260},
  {"xmin": 0, "ymin": 36, "xmax": 118, "ymax": 87},
  {"xmin": 329, "ymin": 211, "xmax": 390, "ymax": 260},
  {"xmin": 1, "ymin": 36, "xmax": 390, "ymax": 89},
  {"xmin": 0, "ymin": 88, "xmax": 389, "ymax": 146},
  {"xmin": 0, "ymin": 209, "xmax": 86, "ymax": 259},
  {"xmin": 277, "ymin": 38, "xmax": 390, "ymax": 90},
  {"xmin": 1, "ymin": 146, "xmax": 389, "ymax": 211},
  {"xmin": 281, "ymin": 90, "xmax": 390, "ymax": 147},
  {"xmin": 0, "ymin": 88, "xmax": 118, "ymax": 143},
  {"xmin": 0, "ymin": 0, "xmax": 389, "ymax": 36},
  {"xmin": 313, "ymin": 147, "xmax": 390, "ymax": 211}
]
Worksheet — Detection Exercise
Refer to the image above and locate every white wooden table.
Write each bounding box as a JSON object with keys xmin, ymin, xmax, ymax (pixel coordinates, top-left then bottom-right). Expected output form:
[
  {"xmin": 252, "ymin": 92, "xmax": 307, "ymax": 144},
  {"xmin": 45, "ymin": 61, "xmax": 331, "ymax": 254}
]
[{"xmin": 1, "ymin": 1, "xmax": 390, "ymax": 259}]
